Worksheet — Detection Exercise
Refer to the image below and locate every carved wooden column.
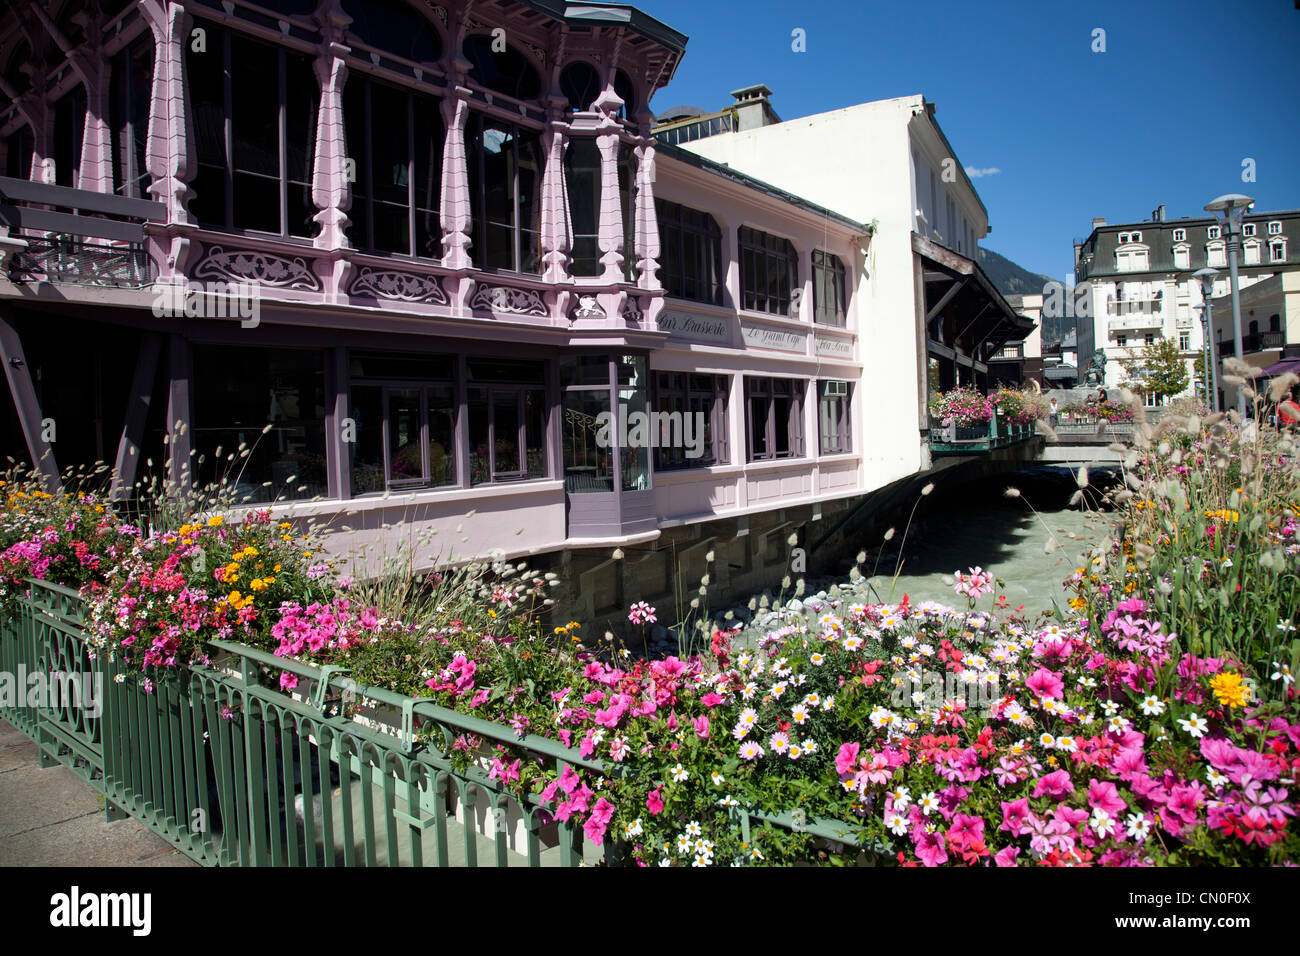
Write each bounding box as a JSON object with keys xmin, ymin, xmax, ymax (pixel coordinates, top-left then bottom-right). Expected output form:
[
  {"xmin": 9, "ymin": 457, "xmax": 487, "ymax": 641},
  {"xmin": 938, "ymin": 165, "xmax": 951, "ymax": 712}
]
[
  {"xmin": 590, "ymin": 87, "xmax": 626, "ymax": 320},
  {"xmin": 70, "ymin": 9, "xmax": 113, "ymax": 195},
  {"xmin": 539, "ymin": 93, "xmax": 573, "ymax": 320},
  {"xmin": 631, "ymin": 108, "xmax": 663, "ymax": 327},
  {"xmin": 311, "ymin": 1, "xmax": 353, "ymax": 302},
  {"xmin": 140, "ymin": 0, "xmax": 197, "ymax": 285},
  {"xmin": 439, "ymin": 48, "xmax": 476, "ymax": 313}
]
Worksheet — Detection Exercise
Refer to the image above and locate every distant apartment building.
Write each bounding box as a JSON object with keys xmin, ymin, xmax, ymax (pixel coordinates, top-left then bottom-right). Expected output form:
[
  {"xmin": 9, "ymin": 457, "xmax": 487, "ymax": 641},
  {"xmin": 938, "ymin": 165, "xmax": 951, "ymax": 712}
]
[
  {"xmin": 994, "ymin": 293, "xmax": 1043, "ymax": 388},
  {"xmin": 660, "ymin": 88, "xmax": 1031, "ymax": 459},
  {"xmin": 1074, "ymin": 206, "xmax": 1300, "ymax": 402}
]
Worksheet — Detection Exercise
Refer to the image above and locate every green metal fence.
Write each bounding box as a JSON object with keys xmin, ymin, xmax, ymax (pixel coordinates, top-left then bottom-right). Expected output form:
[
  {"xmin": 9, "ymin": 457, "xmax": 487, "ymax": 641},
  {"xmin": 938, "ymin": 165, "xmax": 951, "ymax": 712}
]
[{"xmin": 1, "ymin": 579, "xmax": 878, "ymax": 866}]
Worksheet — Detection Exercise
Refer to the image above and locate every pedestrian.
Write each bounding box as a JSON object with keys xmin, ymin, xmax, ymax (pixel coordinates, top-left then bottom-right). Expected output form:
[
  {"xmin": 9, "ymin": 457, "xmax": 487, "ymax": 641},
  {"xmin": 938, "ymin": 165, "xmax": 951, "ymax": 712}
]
[
  {"xmin": 1280, "ymin": 390, "xmax": 1300, "ymax": 427},
  {"xmin": 1049, "ymin": 397, "xmax": 1059, "ymax": 427}
]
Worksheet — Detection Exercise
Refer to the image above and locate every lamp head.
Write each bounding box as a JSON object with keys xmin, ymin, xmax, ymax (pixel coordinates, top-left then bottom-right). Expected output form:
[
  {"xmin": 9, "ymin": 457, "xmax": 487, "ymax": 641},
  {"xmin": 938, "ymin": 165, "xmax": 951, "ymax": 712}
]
[
  {"xmin": 1204, "ymin": 194, "xmax": 1255, "ymax": 214},
  {"xmin": 1193, "ymin": 267, "xmax": 1219, "ymax": 296}
]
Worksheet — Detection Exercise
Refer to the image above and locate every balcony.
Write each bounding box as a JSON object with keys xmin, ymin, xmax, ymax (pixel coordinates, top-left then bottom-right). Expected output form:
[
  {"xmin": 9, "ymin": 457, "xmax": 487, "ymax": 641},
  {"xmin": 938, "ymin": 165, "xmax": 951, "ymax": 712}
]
[
  {"xmin": 1109, "ymin": 314, "xmax": 1164, "ymax": 334},
  {"xmin": 1217, "ymin": 331, "xmax": 1284, "ymax": 357},
  {"xmin": 1107, "ymin": 298, "xmax": 1163, "ymax": 317},
  {"xmin": 0, "ymin": 176, "xmax": 162, "ymax": 289}
]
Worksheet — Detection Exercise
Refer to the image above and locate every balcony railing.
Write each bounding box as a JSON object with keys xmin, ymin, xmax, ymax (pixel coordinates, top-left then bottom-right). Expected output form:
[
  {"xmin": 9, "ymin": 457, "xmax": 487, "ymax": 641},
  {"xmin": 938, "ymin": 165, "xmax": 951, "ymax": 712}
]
[
  {"xmin": 1218, "ymin": 331, "xmax": 1284, "ymax": 357},
  {"xmin": 1107, "ymin": 299, "xmax": 1163, "ymax": 316},
  {"xmin": 0, "ymin": 176, "xmax": 162, "ymax": 289}
]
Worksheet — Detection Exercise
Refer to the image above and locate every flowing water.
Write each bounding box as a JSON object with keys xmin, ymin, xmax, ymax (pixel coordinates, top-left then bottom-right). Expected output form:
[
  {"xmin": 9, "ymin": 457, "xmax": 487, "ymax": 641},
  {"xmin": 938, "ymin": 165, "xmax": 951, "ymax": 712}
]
[{"xmin": 856, "ymin": 466, "xmax": 1122, "ymax": 615}]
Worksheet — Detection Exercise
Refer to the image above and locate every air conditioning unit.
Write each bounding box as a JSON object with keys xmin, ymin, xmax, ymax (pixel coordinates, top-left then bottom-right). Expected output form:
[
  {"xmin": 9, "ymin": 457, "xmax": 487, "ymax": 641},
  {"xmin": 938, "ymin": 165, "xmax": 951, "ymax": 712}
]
[{"xmin": 823, "ymin": 380, "xmax": 848, "ymax": 397}]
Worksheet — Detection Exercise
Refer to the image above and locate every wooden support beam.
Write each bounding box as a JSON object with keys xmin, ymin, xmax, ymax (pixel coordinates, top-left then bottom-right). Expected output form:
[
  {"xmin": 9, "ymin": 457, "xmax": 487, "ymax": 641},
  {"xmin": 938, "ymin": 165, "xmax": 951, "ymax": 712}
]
[
  {"xmin": 925, "ymin": 275, "xmax": 969, "ymax": 323},
  {"xmin": 110, "ymin": 332, "xmax": 162, "ymax": 501},
  {"xmin": 0, "ymin": 309, "xmax": 60, "ymax": 490}
]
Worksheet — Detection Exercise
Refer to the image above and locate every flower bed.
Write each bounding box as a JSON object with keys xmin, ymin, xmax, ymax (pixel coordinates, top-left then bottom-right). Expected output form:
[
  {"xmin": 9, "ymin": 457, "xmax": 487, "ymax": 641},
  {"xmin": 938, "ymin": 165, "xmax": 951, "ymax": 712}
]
[
  {"xmin": 2, "ymin": 408, "xmax": 1298, "ymax": 865},
  {"xmin": 932, "ymin": 386, "xmax": 995, "ymax": 428}
]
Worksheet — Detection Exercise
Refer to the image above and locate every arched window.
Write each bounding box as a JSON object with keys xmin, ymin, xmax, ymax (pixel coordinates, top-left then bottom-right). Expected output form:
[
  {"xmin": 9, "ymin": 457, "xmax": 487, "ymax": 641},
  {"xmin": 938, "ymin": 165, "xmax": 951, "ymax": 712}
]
[
  {"xmin": 560, "ymin": 61, "xmax": 601, "ymax": 113},
  {"xmin": 739, "ymin": 226, "xmax": 797, "ymax": 315},
  {"xmin": 614, "ymin": 70, "xmax": 637, "ymax": 120},
  {"xmin": 656, "ymin": 199, "xmax": 722, "ymax": 305},
  {"xmin": 342, "ymin": 0, "xmax": 441, "ymax": 63},
  {"xmin": 187, "ymin": 21, "xmax": 319, "ymax": 237},
  {"xmin": 463, "ymin": 35, "xmax": 542, "ymax": 101},
  {"xmin": 466, "ymin": 112, "xmax": 542, "ymax": 273},
  {"xmin": 344, "ymin": 76, "xmax": 443, "ymax": 257},
  {"xmin": 110, "ymin": 31, "xmax": 154, "ymax": 197}
]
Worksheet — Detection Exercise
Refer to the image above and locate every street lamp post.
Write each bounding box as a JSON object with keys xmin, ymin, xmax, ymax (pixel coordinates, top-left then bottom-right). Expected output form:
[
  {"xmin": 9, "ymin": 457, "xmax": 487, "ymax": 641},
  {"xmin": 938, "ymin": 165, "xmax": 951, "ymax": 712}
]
[
  {"xmin": 1194, "ymin": 267, "xmax": 1220, "ymax": 411},
  {"xmin": 1205, "ymin": 193, "xmax": 1255, "ymax": 415}
]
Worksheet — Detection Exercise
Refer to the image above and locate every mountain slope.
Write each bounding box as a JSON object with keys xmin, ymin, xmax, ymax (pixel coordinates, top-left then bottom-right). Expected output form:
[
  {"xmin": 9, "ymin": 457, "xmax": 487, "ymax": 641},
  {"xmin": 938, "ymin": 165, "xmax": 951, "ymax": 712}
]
[{"xmin": 977, "ymin": 247, "xmax": 1054, "ymax": 298}]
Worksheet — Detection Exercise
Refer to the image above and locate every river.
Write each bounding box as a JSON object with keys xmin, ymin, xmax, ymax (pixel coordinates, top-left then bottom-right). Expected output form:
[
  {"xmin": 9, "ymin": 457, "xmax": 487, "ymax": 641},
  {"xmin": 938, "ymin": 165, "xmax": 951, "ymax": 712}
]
[{"xmin": 855, "ymin": 465, "xmax": 1121, "ymax": 615}]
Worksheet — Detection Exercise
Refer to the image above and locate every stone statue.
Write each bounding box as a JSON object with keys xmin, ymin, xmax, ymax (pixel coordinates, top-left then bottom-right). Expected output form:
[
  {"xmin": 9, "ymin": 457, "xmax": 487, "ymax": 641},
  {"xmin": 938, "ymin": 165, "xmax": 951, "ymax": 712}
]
[{"xmin": 1083, "ymin": 349, "xmax": 1106, "ymax": 386}]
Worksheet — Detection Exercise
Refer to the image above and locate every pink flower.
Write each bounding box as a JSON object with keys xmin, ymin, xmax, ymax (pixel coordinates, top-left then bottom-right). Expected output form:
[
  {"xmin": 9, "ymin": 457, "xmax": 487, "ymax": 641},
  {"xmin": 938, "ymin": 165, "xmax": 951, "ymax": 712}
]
[
  {"xmin": 557, "ymin": 765, "xmax": 581, "ymax": 796},
  {"xmin": 279, "ymin": 673, "xmax": 298, "ymax": 692},
  {"xmin": 1026, "ymin": 667, "xmax": 1065, "ymax": 700},
  {"xmin": 1033, "ymin": 769, "xmax": 1075, "ymax": 800},
  {"xmin": 692, "ymin": 715, "xmax": 710, "ymax": 739},
  {"xmin": 993, "ymin": 846, "xmax": 1020, "ymax": 867},
  {"xmin": 914, "ymin": 830, "xmax": 948, "ymax": 867},
  {"xmin": 700, "ymin": 692, "xmax": 723, "ymax": 708},
  {"xmin": 1086, "ymin": 779, "xmax": 1127, "ymax": 818},
  {"xmin": 646, "ymin": 787, "xmax": 664, "ymax": 815},
  {"xmin": 583, "ymin": 797, "xmax": 615, "ymax": 845},
  {"xmin": 489, "ymin": 758, "xmax": 520, "ymax": 785},
  {"xmin": 1000, "ymin": 798, "xmax": 1032, "ymax": 837},
  {"xmin": 836, "ymin": 742, "xmax": 861, "ymax": 776}
]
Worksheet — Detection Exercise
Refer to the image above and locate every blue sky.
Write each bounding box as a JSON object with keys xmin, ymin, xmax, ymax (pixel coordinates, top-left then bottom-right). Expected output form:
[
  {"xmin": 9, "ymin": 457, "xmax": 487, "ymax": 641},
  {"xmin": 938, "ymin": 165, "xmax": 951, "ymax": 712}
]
[{"xmin": 644, "ymin": 0, "xmax": 1300, "ymax": 280}]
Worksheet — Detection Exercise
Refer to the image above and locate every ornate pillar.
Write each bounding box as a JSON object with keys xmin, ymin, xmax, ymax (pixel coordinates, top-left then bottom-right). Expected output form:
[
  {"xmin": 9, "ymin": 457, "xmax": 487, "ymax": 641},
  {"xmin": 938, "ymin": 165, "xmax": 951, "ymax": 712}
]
[
  {"xmin": 311, "ymin": 1, "xmax": 353, "ymax": 300},
  {"xmin": 439, "ymin": 56, "xmax": 476, "ymax": 312},
  {"xmin": 632, "ymin": 109, "xmax": 663, "ymax": 327},
  {"xmin": 68, "ymin": 9, "xmax": 113, "ymax": 195},
  {"xmin": 539, "ymin": 94, "xmax": 572, "ymax": 319},
  {"xmin": 140, "ymin": 0, "xmax": 198, "ymax": 283}
]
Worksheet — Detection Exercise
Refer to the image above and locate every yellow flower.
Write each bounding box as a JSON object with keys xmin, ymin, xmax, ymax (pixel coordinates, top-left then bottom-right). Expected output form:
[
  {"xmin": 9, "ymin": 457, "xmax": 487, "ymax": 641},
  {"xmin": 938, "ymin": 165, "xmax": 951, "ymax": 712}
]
[
  {"xmin": 1209, "ymin": 672, "xmax": 1250, "ymax": 709},
  {"xmin": 1068, "ymin": 597, "xmax": 1086, "ymax": 610},
  {"xmin": 567, "ymin": 620, "xmax": 581, "ymax": 630},
  {"xmin": 207, "ymin": 515, "xmax": 224, "ymax": 527}
]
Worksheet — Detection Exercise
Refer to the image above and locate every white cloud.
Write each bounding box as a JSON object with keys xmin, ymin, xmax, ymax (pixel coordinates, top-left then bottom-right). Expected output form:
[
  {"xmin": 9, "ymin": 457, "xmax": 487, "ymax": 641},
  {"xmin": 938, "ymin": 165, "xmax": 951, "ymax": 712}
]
[{"xmin": 964, "ymin": 166, "xmax": 1001, "ymax": 179}]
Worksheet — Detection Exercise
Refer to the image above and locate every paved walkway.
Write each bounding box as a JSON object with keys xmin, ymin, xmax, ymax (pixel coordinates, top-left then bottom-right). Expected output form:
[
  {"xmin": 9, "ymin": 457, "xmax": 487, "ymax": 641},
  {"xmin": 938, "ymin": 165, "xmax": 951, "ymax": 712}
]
[{"xmin": 0, "ymin": 719, "xmax": 196, "ymax": 867}]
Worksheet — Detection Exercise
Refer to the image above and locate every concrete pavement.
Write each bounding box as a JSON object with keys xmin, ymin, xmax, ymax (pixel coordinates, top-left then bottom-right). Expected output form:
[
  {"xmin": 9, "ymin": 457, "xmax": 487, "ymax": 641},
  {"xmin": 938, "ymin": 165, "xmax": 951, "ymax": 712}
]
[{"xmin": 0, "ymin": 718, "xmax": 196, "ymax": 867}]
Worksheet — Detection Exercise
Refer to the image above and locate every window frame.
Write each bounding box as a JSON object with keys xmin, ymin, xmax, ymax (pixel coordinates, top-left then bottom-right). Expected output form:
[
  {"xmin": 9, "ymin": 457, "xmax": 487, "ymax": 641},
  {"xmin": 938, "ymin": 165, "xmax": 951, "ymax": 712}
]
[
  {"xmin": 1270, "ymin": 239, "xmax": 1287, "ymax": 263},
  {"xmin": 818, "ymin": 379, "xmax": 852, "ymax": 455},
  {"xmin": 188, "ymin": 21, "xmax": 320, "ymax": 238},
  {"xmin": 467, "ymin": 360, "xmax": 547, "ymax": 486},
  {"xmin": 745, "ymin": 376, "xmax": 804, "ymax": 462},
  {"xmin": 344, "ymin": 74, "xmax": 443, "ymax": 259},
  {"xmin": 350, "ymin": 363, "xmax": 458, "ymax": 494},
  {"xmin": 1267, "ymin": 221, "xmax": 1282, "ymax": 236},
  {"xmin": 812, "ymin": 249, "xmax": 847, "ymax": 327},
  {"xmin": 656, "ymin": 198, "xmax": 724, "ymax": 305},
  {"xmin": 466, "ymin": 112, "xmax": 543, "ymax": 274},
  {"xmin": 652, "ymin": 371, "xmax": 730, "ymax": 470},
  {"xmin": 739, "ymin": 226, "xmax": 798, "ymax": 317}
]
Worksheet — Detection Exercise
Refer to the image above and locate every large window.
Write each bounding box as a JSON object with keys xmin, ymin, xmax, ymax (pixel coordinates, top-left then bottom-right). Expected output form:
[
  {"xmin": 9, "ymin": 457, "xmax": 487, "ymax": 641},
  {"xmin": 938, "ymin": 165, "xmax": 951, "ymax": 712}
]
[
  {"xmin": 818, "ymin": 380, "xmax": 852, "ymax": 454},
  {"xmin": 463, "ymin": 36, "xmax": 542, "ymax": 101},
  {"xmin": 812, "ymin": 249, "xmax": 847, "ymax": 326},
  {"xmin": 467, "ymin": 359, "xmax": 547, "ymax": 485},
  {"xmin": 192, "ymin": 346, "xmax": 327, "ymax": 502},
  {"xmin": 342, "ymin": 0, "xmax": 442, "ymax": 63},
  {"xmin": 344, "ymin": 77, "xmax": 442, "ymax": 257},
  {"xmin": 350, "ymin": 351, "xmax": 456, "ymax": 493},
  {"xmin": 51, "ymin": 84, "xmax": 86, "ymax": 187},
  {"xmin": 566, "ymin": 140, "xmax": 636, "ymax": 279},
  {"xmin": 739, "ymin": 226, "xmax": 797, "ymax": 316},
  {"xmin": 746, "ymin": 377, "xmax": 804, "ymax": 461},
  {"xmin": 654, "ymin": 372, "xmax": 729, "ymax": 470},
  {"xmin": 466, "ymin": 113, "xmax": 542, "ymax": 273},
  {"xmin": 560, "ymin": 355, "xmax": 650, "ymax": 493},
  {"xmin": 188, "ymin": 22, "xmax": 318, "ymax": 237},
  {"xmin": 110, "ymin": 33, "xmax": 153, "ymax": 198},
  {"xmin": 657, "ymin": 199, "xmax": 723, "ymax": 305}
]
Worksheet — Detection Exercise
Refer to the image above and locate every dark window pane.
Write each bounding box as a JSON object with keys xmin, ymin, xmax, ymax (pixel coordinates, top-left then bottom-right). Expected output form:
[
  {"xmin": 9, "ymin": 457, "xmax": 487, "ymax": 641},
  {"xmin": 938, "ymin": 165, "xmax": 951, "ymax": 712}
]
[
  {"xmin": 463, "ymin": 35, "xmax": 541, "ymax": 100},
  {"xmin": 192, "ymin": 347, "xmax": 327, "ymax": 501},
  {"xmin": 387, "ymin": 388, "xmax": 424, "ymax": 484},
  {"xmin": 428, "ymin": 386, "xmax": 455, "ymax": 486},
  {"xmin": 565, "ymin": 137, "xmax": 602, "ymax": 277},
  {"xmin": 493, "ymin": 391, "xmax": 521, "ymax": 475},
  {"xmin": 351, "ymin": 384, "xmax": 385, "ymax": 494}
]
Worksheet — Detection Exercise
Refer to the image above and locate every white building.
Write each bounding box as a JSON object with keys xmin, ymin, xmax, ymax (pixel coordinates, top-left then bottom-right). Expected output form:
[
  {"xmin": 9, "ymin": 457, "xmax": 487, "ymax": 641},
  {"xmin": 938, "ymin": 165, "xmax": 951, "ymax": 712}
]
[
  {"xmin": 662, "ymin": 91, "xmax": 1030, "ymax": 474},
  {"xmin": 1074, "ymin": 207, "xmax": 1300, "ymax": 403}
]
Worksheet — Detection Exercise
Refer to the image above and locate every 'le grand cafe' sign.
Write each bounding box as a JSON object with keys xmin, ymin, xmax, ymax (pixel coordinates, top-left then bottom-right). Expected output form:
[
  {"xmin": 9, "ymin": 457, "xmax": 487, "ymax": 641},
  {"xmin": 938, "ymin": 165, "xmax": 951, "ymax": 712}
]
[{"xmin": 656, "ymin": 309, "xmax": 853, "ymax": 359}]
